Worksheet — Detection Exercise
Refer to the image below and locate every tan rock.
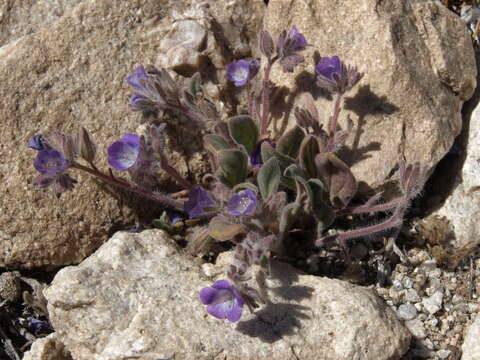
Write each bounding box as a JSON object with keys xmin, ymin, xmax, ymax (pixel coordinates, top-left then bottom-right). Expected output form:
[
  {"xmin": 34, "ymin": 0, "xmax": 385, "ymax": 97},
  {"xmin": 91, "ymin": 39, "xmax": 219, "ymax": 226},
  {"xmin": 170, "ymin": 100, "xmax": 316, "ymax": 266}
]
[
  {"xmin": 23, "ymin": 333, "xmax": 72, "ymax": 360},
  {"xmin": 45, "ymin": 230, "xmax": 410, "ymax": 360},
  {"xmin": 264, "ymin": 0, "xmax": 476, "ymax": 196},
  {"xmin": 1, "ymin": 0, "xmax": 265, "ymax": 268},
  {"xmin": 0, "ymin": 0, "xmax": 85, "ymax": 46}
]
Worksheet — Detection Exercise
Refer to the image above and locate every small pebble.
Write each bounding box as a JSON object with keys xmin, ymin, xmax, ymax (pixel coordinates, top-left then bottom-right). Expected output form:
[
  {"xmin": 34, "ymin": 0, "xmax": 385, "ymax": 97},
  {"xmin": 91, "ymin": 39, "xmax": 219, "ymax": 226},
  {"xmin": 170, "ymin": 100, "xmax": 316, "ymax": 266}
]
[
  {"xmin": 392, "ymin": 279, "xmax": 403, "ymax": 291},
  {"xmin": 402, "ymin": 277, "xmax": 414, "ymax": 289},
  {"xmin": 405, "ymin": 288, "xmax": 421, "ymax": 303},
  {"xmin": 415, "ymin": 302, "xmax": 424, "ymax": 313},
  {"xmin": 423, "ymin": 291, "xmax": 443, "ymax": 315},
  {"xmin": 427, "ymin": 278, "xmax": 444, "ymax": 294},
  {"xmin": 428, "ymin": 268, "xmax": 442, "ymax": 278},
  {"xmin": 436, "ymin": 349, "xmax": 451, "ymax": 359},
  {"xmin": 452, "ymin": 294, "xmax": 464, "ymax": 304},
  {"xmin": 420, "ymin": 259, "xmax": 437, "ymax": 272},
  {"xmin": 397, "ymin": 303, "xmax": 418, "ymax": 320},
  {"xmin": 414, "ymin": 274, "xmax": 427, "ymax": 290},
  {"xmin": 405, "ymin": 318, "xmax": 427, "ymax": 339},
  {"xmin": 421, "ymin": 338, "xmax": 435, "ymax": 350}
]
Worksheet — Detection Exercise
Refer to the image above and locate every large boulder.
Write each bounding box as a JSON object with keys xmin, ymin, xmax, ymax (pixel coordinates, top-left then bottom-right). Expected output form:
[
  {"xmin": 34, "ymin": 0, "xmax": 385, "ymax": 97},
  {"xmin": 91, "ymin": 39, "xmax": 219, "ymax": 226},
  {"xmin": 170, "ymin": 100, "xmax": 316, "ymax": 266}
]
[
  {"xmin": 44, "ymin": 230, "xmax": 411, "ymax": 360},
  {"xmin": 264, "ymin": 0, "xmax": 476, "ymax": 196},
  {"xmin": 424, "ymin": 88, "xmax": 480, "ymax": 248},
  {"xmin": 0, "ymin": 0, "xmax": 265, "ymax": 268}
]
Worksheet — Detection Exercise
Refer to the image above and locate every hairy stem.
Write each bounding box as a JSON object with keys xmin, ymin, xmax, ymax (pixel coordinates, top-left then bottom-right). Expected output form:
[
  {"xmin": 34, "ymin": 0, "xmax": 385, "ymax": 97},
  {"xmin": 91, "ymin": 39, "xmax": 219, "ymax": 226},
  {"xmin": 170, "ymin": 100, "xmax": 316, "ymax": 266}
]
[
  {"xmin": 165, "ymin": 102, "xmax": 207, "ymax": 125},
  {"xmin": 316, "ymin": 206, "xmax": 406, "ymax": 247},
  {"xmin": 159, "ymin": 154, "xmax": 193, "ymax": 189},
  {"xmin": 71, "ymin": 162, "xmax": 184, "ymax": 210},
  {"xmin": 326, "ymin": 93, "xmax": 343, "ymax": 152},
  {"xmin": 260, "ymin": 57, "xmax": 278, "ymax": 136},
  {"xmin": 336, "ymin": 197, "xmax": 403, "ymax": 216}
]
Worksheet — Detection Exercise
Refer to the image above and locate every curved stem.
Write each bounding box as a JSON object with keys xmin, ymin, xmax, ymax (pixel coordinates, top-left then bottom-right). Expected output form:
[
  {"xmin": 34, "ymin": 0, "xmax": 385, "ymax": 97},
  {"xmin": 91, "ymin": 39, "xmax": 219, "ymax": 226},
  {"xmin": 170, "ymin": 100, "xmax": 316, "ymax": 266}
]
[{"xmin": 71, "ymin": 162, "xmax": 184, "ymax": 210}]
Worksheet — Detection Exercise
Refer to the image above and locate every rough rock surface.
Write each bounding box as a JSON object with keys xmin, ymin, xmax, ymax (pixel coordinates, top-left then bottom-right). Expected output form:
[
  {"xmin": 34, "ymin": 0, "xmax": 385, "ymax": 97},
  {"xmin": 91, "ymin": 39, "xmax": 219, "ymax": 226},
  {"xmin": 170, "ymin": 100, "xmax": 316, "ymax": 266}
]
[
  {"xmin": 23, "ymin": 333, "xmax": 72, "ymax": 360},
  {"xmin": 1, "ymin": 0, "xmax": 264, "ymax": 268},
  {"xmin": 264, "ymin": 0, "xmax": 476, "ymax": 196},
  {"xmin": 426, "ymin": 96, "xmax": 480, "ymax": 247},
  {"xmin": 0, "ymin": 0, "xmax": 86, "ymax": 46},
  {"xmin": 462, "ymin": 313, "xmax": 480, "ymax": 360},
  {"xmin": 44, "ymin": 230, "xmax": 410, "ymax": 360}
]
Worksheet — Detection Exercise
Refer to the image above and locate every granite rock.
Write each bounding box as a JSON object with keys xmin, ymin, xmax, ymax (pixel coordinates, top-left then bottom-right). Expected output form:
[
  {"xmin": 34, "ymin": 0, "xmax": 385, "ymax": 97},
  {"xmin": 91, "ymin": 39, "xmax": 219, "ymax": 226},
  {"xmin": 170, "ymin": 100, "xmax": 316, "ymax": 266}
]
[
  {"xmin": 427, "ymin": 93, "xmax": 480, "ymax": 247},
  {"xmin": 45, "ymin": 230, "xmax": 410, "ymax": 360},
  {"xmin": 462, "ymin": 313, "xmax": 480, "ymax": 360},
  {"xmin": 1, "ymin": 0, "xmax": 264, "ymax": 268},
  {"xmin": 23, "ymin": 333, "xmax": 72, "ymax": 360},
  {"xmin": 264, "ymin": 0, "xmax": 476, "ymax": 196}
]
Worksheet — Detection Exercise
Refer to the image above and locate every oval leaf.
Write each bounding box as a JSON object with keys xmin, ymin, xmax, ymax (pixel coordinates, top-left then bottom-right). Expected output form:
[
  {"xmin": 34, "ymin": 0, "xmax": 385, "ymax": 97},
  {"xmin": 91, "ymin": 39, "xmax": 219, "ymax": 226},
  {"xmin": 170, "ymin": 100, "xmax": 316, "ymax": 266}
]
[
  {"xmin": 204, "ymin": 134, "xmax": 230, "ymax": 152},
  {"xmin": 299, "ymin": 135, "xmax": 320, "ymax": 179},
  {"xmin": 218, "ymin": 149, "xmax": 248, "ymax": 188},
  {"xmin": 277, "ymin": 125, "xmax": 305, "ymax": 159},
  {"xmin": 228, "ymin": 115, "xmax": 259, "ymax": 154},
  {"xmin": 258, "ymin": 157, "xmax": 281, "ymax": 200},
  {"xmin": 209, "ymin": 216, "xmax": 247, "ymax": 241},
  {"xmin": 315, "ymin": 152, "xmax": 358, "ymax": 208}
]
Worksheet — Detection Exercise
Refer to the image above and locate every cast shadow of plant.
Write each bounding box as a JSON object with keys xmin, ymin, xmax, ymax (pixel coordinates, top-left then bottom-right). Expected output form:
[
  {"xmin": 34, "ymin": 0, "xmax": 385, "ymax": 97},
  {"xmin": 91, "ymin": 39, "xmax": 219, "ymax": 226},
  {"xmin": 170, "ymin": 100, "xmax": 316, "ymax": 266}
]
[
  {"xmin": 338, "ymin": 84, "xmax": 398, "ymax": 167},
  {"xmin": 236, "ymin": 261, "xmax": 313, "ymax": 343}
]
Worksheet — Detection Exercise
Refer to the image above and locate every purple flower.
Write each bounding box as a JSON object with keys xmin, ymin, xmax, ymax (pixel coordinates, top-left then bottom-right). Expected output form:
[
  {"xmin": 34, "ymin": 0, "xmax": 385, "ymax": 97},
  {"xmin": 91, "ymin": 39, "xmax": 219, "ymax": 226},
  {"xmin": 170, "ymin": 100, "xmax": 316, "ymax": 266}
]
[
  {"xmin": 108, "ymin": 134, "xmax": 141, "ymax": 171},
  {"xmin": 27, "ymin": 318, "xmax": 50, "ymax": 335},
  {"xmin": 277, "ymin": 26, "xmax": 308, "ymax": 72},
  {"xmin": 184, "ymin": 186, "xmax": 217, "ymax": 218},
  {"xmin": 250, "ymin": 138, "xmax": 275, "ymax": 166},
  {"xmin": 227, "ymin": 59, "xmax": 259, "ymax": 87},
  {"xmin": 34, "ymin": 150, "xmax": 68, "ymax": 175},
  {"xmin": 227, "ymin": 189, "xmax": 257, "ymax": 216},
  {"xmin": 288, "ymin": 26, "xmax": 308, "ymax": 52},
  {"xmin": 315, "ymin": 56, "xmax": 342, "ymax": 83},
  {"xmin": 199, "ymin": 280, "xmax": 244, "ymax": 322},
  {"xmin": 126, "ymin": 66, "xmax": 149, "ymax": 92},
  {"xmin": 129, "ymin": 93, "xmax": 151, "ymax": 111},
  {"xmin": 27, "ymin": 135, "xmax": 48, "ymax": 151},
  {"xmin": 315, "ymin": 56, "xmax": 364, "ymax": 93}
]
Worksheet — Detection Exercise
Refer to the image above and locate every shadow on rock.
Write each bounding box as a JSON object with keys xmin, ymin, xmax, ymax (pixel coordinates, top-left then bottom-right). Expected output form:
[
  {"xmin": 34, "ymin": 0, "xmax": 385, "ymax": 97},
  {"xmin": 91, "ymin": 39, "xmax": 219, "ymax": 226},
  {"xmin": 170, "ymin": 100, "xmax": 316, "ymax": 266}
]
[{"xmin": 236, "ymin": 260, "xmax": 314, "ymax": 343}]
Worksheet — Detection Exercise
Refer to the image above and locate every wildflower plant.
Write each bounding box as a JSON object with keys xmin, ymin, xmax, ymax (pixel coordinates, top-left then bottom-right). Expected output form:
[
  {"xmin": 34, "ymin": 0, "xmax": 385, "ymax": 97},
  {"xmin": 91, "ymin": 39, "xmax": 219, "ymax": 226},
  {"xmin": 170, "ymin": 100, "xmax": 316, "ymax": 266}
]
[{"xmin": 28, "ymin": 26, "xmax": 427, "ymax": 323}]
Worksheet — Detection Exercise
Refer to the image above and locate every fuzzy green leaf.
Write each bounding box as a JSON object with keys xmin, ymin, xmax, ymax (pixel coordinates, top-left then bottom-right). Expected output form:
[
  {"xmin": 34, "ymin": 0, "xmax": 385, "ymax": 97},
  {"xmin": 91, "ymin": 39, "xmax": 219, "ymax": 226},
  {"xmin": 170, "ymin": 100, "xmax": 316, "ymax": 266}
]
[
  {"xmin": 218, "ymin": 149, "xmax": 248, "ymax": 188},
  {"xmin": 299, "ymin": 135, "xmax": 320, "ymax": 179},
  {"xmin": 279, "ymin": 202, "xmax": 301, "ymax": 239},
  {"xmin": 308, "ymin": 179, "xmax": 335, "ymax": 231},
  {"xmin": 258, "ymin": 157, "xmax": 281, "ymax": 200},
  {"xmin": 204, "ymin": 134, "xmax": 230, "ymax": 152},
  {"xmin": 189, "ymin": 72, "xmax": 202, "ymax": 96},
  {"xmin": 277, "ymin": 126, "xmax": 305, "ymax": 159},
  {"xmin": 228, "ymin": 115, "xmax": 259, "ymax": 154}
]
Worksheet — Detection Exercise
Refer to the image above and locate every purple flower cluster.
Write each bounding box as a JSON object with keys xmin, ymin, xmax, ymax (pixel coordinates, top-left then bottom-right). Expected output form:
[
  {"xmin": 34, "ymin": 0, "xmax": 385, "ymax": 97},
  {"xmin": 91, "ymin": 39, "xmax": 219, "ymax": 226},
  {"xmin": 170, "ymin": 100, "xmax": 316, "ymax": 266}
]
[{"xmin": 277, "ymin": 26, "xmax": 309, "ymax": 72}]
